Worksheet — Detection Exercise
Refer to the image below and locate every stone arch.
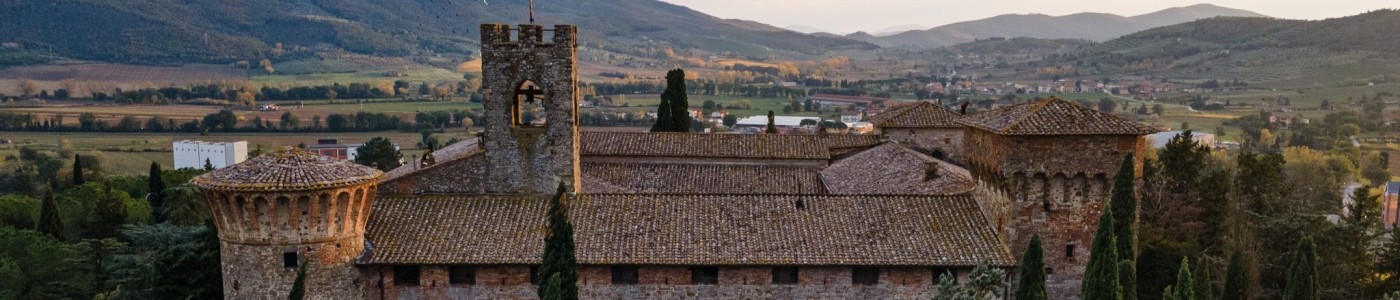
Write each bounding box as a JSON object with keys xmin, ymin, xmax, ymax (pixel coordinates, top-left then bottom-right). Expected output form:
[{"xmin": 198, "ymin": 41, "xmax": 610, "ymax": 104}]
[
  {"xmin": 929, "ymin": 149, "xmax": 947, "ymax": 160},
  {"xmin": 351, "ymin": 188, "xmax": 366, "ymax": 233},
  {"xmin": 318, "ymin": 193, "xmax": 332, "ymax": 235},
  {"xmin": 335, "ymin": 191, "xmax": 352, "ymax": 234},
  {"xmin": 296, "ymin": 195, "xmax": 312, "ymax": 236},
  {"xmin": 1030, "ymin": 173, "xmax": 1049, "ymax": 211},
  {"xmin": 1049, "ymin": 173, "xmax": 1068, "ymax": 205},
  {"xmin": 275, "ymin": 196, "xmax": 293, "ymax": 239},
  {"xmin": 253, "ymin": 196, "xmax": 271, "ymax": 237},
  {"xmin": 512, "ymin": 80, "xmax": 547, "ymax": 126}
]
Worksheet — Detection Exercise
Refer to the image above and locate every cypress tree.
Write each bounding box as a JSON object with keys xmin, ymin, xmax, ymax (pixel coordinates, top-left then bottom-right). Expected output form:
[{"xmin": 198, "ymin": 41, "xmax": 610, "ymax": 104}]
[
  {"xmin": 1221, "ymin": 251, "xmax": 1249, "ymax": 300},
  {"xmin": 542, "ymin": 273, "xmax": 563, "ymax": 300},
  {"xmin": 1110, "ymin": 154, "xmax": 1138, "ymax": 300},
  {"xmin": 765, "ymin": 110, "xmax": 777, "ymax": 134},
  {"xmin": 1173, "ymin": 258, "xmax": 1195, "ymax": 300},
  {"xmin": 537, "ymin": 183, "xmax": 578, "ymax": 300},
  {"xmin": 1194, "ymin": 259, "xmax": 1214, "ymax": 300},
  {"xmin": 148, "ymin": 162, "xmax": 166, "ymax": 222},
  {"xmin": 1082, "ymin": 203, "xmax": 1120, "ymax": 300},
  {"xmin": 664, "ymin": 69, "xmax": 691, "ymax": 132},
  {"xmin": 37, "ymin": 186, "xmax": 64, "ymax": 240},
  {"xmin": 650, "ymin": 93, "xmax": 672, "ymax": 132},
  {"xmin": 1283, "ymin": 237, "xmax": 1318, "ymax": 300},
  {"xmin": 1016, "ymin": 234, "xmax": 1047, "ymax": 300},
  {"xmin": 288, "ymin": 259, "xmax": 307, "ymax": 300},
  {"xmin": 73, "ymin": 154, "xmax": 84, "ymax": 185}
]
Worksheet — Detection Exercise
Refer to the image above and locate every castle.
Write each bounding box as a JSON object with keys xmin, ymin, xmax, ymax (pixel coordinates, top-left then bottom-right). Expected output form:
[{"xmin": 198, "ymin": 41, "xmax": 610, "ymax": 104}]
[{"xmin": 192, "ymin": 23, "xmax": 1151, "ymax": 300}]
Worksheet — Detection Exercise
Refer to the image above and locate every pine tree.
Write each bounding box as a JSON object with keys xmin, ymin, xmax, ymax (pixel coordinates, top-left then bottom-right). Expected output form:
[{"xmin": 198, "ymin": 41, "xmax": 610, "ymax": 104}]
[
  {"xmin": 1082, "ymin": 203, "xmax": 1120, "ymax": 300},
  {"xmin": 537, "ymin": 183, "xmax": 578, "ymax": 300},
  {"xmin": 1110, "ymin": 154, "xmax": 1138, "ymax": 300},
  {"xmin": 73, "ymin": 154, "xmax": 84, "ymax": 185},
  {"xmin": 1221, "ymin": 251, "xmax": 1250, "ymax": 300},
  {"xmin": 203, "ymin": 158, "xmax": 215, "ymax": 171},
  {"xmin": 765, "ymin": 110, "xmax": 777, "ymax": 134},
  {"xmin": 1283, "ymin": 237, "xmax": 1318, "ymax": 300},
  {"xmin": 1016, "ymin": 234, "xmax": 1048, "ymax": 300},
  {"xmin": 1173, "ymin": 258, "xmax": 1195, "ymax": 300},
  {"xmin": 148, "ymin": 162, "xmax": 166, "ymax": 222},
  {"xmin": 37, "ymin": 186, "xmax": 64, "ymax": 240},
  {"xmin": 288, "ymin": 259, "xmax": 307, "ymax": 300}
]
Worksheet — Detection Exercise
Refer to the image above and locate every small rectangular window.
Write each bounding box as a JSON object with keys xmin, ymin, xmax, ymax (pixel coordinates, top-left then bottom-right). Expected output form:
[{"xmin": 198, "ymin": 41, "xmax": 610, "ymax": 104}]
[
  {"xmin": 852, "ymin": 267, "xmax": 879, "ymax": 285},
  {"xmin": 449, "ymin": 265, "xmax": 476, "ymax": 285},
  {"xmin": 772, "ymin": 267, "xmax": 798, "ymax": 285},
  {"xmin": 282, "ymin": 251, "xmax": 298, "ymax": 268},
  {"xmin": 691, "ymin": 267, "xmax": 719, "ymax": 285},
  {"xmin": 394, "ymin": 266, "xmax": 421, "ymax": 286},
  {"xmin": 530, "ymin": 266, "xmax": 540, "ymax": 285},
  {"xmin": 1066, "ymin": 244, "xmax": 1076, "ymax": 258},
  {"xmin": 611, "ymin": 266, "xmax": 639, "ymax": 285}
]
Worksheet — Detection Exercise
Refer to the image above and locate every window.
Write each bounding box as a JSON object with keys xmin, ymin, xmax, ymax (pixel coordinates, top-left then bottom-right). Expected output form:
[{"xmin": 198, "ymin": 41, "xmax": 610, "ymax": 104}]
[
  {"xmin": 282, "ymin": 251, "xmax": 298, "ymax": 268},
  {"xmin": 1066, "ymin": 244, "xmax": 1076, "ymax": 258},
  {"xmin": 852, "ymin": 267, "xmax": 879, "ymax": 285},
  {"xmin": 449, "ymin": 265, "xmax": 476, "ymax": 285},
  {"xmin": 772, "ymin": 267, "xmax": 798, "ymax": 285},
  {"xmin": 530, "ymin": 266, "xmax": 540, "ymax": 284},
  {"xmin": 1046, "ymin": 267, "xmax": 1054, "ymax": 275},
  {"xmin": 691, "ymin": 267, "xmax": 719, "ymax": 285},
  {"xmin": 611, "ymin": 266, "xmax": 639, "ymax": 285},
  {"xmin": 394, "ymin": 266, "xmax": 421, "ymax": 286}
]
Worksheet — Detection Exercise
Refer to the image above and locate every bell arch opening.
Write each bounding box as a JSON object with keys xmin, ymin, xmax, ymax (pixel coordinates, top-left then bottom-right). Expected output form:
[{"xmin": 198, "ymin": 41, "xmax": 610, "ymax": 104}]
[{"xmin": 512, "ymin": 80, "xmax": 547, "ymax": 126}]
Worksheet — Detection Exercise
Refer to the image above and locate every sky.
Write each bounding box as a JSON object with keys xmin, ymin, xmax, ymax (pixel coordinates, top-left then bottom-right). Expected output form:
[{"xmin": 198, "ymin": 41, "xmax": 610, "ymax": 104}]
[{"xmin": 658, "ymin": 0, "xmax": 1397, "ymax": 34}]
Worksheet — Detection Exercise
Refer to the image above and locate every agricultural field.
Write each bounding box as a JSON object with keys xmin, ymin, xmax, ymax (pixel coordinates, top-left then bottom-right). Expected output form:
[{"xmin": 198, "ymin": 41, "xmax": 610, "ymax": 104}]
[
  {"xmin": 0, "ymin": 130, "xmax": 472, "ymax": 175},
  {"xmin": 0, "ymin": 63, "xmax": 247, "ymax": 94},
  {"xmin": 589, "ymin": 94, "xmax": 843, "ymax": 120}
]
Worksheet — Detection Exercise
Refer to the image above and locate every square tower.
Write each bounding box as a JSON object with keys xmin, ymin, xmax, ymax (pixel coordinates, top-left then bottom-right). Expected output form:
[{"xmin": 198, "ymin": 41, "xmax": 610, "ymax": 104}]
[{"xmin": 478, "ymin": 24, "xmax": 581, "ymax": 194}]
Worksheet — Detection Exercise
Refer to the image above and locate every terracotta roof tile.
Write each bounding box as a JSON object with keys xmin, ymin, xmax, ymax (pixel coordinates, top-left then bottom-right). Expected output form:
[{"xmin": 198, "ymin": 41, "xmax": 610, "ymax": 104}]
[
  {"xmin": 364, "ymin": 194, "xmax": 1014, "ymax": 267},
  {"xmin": 958, "ymin": 97, "xmax": 1154, "ymax": 136},
  {"xmin": 581, "ymin": 163, "xmax": 825, "ymax": 194},
  {"xmin": 869, "ymin": 101, "xmax": 964, "ymax": 128},
  {"xmin": 191, "ymin": 149, "xmax": 382, "ymax": 192},
  {"xmin": 820, "ymin": 144, "xmax": 975, "ymax": 195},
  {"xmin": 382, "ymin": 138, "xmax": 482, "ymax": 181},
  {"xmin": 580, "ymin": 132, "xmax": 883, "ymax": 160}
]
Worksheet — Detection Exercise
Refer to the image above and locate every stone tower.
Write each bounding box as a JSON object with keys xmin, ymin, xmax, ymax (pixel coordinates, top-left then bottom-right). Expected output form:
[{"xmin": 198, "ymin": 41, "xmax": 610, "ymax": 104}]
[
  {"xmin": 191, "ymin": 149, "xmax": 383, "ymax": 300},
  {"xmin": 478, "ymin": 23, "xmax": 581, "ymax": 194},
  {"xmin": 960, "ymin": 98, "xmax": 1151, "ymax": 299}
]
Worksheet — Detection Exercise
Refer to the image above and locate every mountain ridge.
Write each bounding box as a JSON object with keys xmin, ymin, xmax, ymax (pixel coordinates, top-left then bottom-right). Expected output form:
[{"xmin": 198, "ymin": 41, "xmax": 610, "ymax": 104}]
[{"xmin": 845, "ymin": 3, "xmax": 1269, "ymax": 48}]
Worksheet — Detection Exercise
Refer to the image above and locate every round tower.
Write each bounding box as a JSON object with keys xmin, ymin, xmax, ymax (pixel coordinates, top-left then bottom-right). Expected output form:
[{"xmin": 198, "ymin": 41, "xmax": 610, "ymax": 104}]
[{"xmin": 192, "ymin": 149, "xmax": 383, "ymax": 299}]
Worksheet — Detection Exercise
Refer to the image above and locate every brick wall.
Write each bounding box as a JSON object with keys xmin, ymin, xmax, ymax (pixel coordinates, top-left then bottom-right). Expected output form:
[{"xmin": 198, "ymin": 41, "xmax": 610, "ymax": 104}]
[{"xmin": 367, "ymin": 265, "xmax": 986, "ymax": 299}]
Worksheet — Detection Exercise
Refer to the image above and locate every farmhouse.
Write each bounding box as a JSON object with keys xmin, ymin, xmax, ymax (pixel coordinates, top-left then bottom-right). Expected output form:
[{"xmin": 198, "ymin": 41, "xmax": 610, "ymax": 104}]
[{"xmin": 171, "ymin": 140, "xmax": 247, "ymax": 170}]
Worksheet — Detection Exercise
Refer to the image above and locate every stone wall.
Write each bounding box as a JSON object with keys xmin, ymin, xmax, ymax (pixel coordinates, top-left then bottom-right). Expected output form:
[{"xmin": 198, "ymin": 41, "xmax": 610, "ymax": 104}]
[
  {"xmin": 479, "ymin": 23, "xmax": 582, "ymax": 195},
  {"xmin": 962, "ymin": 127, "xmax": 1146, "ymax": 299},
  {"xmin": 366, "ymin": 265, "xmax": 978, "ymax": 299},
  {"xmin": 203, "ymin": 181, "xmax": 378, "ymax": 300},
  {"xmin": 883, "ymin": 127, "xmax": 964, "ymax": 164},
  {"xmin": 222, "ymin": 236, "xmax": 366, "ymax": 300}
]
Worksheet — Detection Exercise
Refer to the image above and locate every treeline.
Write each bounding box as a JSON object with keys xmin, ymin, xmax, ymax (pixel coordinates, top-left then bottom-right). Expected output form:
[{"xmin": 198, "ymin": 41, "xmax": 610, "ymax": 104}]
[
  {"xmin": 0, "ymin": 146, "xmax": 221, "ymax": 299},
  {"xmin": 0, "ymin": 108, "xmax": 481, "ymax": 133}
]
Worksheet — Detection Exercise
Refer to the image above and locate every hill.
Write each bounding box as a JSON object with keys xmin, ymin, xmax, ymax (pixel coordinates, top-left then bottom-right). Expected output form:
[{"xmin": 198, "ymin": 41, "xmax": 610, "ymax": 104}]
[
  {"xmin": 855, "ymin": 4, "xmax": 1268, "ymax": 48},
  {"xmin": 0, "ymin": 0, "xmax": 874, "ymax": 66},
  {"xmin": 1057, "ymin": 9, "xmax": 1400, "ymax": 87}
]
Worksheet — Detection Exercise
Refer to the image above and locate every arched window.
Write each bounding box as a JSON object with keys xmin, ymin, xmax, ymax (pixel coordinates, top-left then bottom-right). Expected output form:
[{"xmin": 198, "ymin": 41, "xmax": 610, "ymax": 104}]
[{"xmin": 512, "ymin": 81, "xmax": 546, "ymax": 126}]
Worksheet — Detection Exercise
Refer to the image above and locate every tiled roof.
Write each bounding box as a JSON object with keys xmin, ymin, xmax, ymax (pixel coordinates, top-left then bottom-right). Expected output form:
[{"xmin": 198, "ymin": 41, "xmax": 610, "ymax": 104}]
[
  {"xmin": 869, "ymin": 101, "xmax": 964, "ymax": 128},
  {"xmin": 579, "ymin": 132, "xmax": 880, "ymax": 160},
  {"xmin": 820, "ymin": 144, "xmax": 975, "ymax": 195},
  {"xmin": 581, "ymin": 163, "xmax": 825, "ymax": 194},
  {"xmin": 363, "ymin": 194, "xmax": 1014, "ymax": 267},
  {"xmin": 958, "ymin": 97, "xmax": 1154, "ymax": 136},
  {"xmin": 191, "ymin": 149, "xmax": 382, "ymax": 192},
  {"xmin": 382, "ymin": 138, "xmax": 481, "ymax": 181}
]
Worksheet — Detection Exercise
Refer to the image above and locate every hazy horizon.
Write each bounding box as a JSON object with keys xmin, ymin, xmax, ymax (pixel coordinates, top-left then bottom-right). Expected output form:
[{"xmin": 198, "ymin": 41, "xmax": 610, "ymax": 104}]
[{"xmin": 659, "ymin": 0, "xmax": 1398, "ymax": 34}]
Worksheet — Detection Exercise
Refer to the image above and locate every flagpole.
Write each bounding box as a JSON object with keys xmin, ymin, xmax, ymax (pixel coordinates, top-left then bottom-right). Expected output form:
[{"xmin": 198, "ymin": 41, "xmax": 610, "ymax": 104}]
[{"xmin": 529, "ymin": 0, "xmax": 535, "ymax": 23}]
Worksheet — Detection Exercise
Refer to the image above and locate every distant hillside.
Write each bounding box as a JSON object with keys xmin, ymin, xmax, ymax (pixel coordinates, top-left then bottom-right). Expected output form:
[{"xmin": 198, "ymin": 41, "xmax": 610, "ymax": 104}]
[
  {"xmin": 0, "ymin": 0, "xmax": 874, "ymax": 66},
  {"xmin": 1064, "ymin": 10, "xmax": 1400, "ymax": 87},
  {"xmin": 854, "ymin": 4, "xmax": 1268, "ymax": 48}
]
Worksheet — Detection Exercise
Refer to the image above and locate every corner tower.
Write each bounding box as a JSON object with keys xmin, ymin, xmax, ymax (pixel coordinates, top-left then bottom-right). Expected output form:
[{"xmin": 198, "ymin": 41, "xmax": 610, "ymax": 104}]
[
  {"xmin": 192, "ymin": 149, "xmax": 383, "ymax": 299},
  {"xmin": 959, "ymin": 98, "xmax": 1152, "ymax": 299},
  {"xmin": 479, "ymin": 23, "xmax": 581, "ymax": 194}
]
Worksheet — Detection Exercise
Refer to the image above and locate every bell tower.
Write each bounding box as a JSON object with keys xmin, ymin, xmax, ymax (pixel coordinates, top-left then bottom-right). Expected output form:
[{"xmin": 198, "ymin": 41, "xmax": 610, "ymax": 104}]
[{"xmin": 478, "ymin": 23, "xmax": 581, "ymax": 194}]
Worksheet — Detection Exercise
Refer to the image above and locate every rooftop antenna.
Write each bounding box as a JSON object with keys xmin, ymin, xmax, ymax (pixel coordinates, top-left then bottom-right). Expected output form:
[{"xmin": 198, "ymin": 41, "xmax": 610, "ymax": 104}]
[{"xmin": 528, "ymin": 0, "xmax": 535, "ymax": 23}]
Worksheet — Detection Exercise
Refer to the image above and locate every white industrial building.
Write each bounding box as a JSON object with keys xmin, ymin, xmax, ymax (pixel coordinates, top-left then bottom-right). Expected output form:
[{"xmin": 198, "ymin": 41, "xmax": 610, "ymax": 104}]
[{"xmin": 173, "ymin": 140, "xmax": 248, "ymax": 170}]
